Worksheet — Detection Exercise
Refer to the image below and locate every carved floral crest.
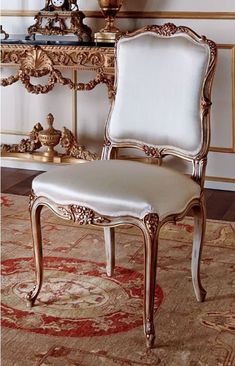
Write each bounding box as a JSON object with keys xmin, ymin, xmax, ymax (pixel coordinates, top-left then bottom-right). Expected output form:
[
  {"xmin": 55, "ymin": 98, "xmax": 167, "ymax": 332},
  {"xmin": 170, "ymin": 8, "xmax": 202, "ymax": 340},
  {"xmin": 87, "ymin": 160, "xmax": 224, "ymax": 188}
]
[
  {"xmin": 58, "ymin": 205, "xmax": 110, "ymax": 225},
  {"xmin": 145, "ymin": 23, "xmax": 178, "ymax": 36},
  {"xmin": 143, "ymin": 145, "xmax": 161, "ymax": 158}
]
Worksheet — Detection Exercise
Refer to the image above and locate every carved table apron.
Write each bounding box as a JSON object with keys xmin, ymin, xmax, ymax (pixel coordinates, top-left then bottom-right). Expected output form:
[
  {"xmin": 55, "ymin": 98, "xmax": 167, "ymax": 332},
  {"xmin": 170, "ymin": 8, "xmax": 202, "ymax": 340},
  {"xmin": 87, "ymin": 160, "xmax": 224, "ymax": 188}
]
[{"xmin": 0, "ymin": 37, "xmax": 115, "ymax": 163}]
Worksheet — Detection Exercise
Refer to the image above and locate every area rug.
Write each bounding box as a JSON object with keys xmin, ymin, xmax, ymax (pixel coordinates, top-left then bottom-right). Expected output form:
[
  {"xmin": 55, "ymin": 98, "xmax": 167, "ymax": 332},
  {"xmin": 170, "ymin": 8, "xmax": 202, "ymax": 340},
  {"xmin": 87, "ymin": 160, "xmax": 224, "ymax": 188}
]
[{"xmin": 1, "ymin": 194, "xmax": 235, "ymax": 366}]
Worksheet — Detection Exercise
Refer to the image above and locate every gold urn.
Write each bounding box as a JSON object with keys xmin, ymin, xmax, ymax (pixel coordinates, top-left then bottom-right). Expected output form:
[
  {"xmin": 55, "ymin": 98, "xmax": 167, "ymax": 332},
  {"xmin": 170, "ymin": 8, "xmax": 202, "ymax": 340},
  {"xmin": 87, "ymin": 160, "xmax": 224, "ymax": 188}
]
[
  {"xmin": 38, "ymin": 114, "xmax": 61, "ymax": 158},
  {"xmin": 94, "ymin": 0, "xmax": 124, "ymax": 43}
]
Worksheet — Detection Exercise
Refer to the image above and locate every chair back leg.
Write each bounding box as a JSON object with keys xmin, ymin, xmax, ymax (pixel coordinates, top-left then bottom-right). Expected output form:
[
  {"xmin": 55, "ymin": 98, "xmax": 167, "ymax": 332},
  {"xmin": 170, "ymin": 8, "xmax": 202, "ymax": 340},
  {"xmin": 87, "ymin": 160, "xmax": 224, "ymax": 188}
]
[
  {"xmin": 104, "ymin": 227, "xmax": 115, "ymax": 277},
  {"xmin": 191, "ymin": 200, "xmax": 207, "ymax": 302}
]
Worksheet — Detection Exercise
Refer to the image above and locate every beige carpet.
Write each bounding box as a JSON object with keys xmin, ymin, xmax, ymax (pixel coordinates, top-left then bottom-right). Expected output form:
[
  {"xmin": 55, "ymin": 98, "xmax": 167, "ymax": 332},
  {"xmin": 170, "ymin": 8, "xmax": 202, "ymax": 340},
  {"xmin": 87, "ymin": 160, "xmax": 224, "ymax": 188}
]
[{"xmin": 1, "ymin": 194, "xmax": 235, "ymax": 366}]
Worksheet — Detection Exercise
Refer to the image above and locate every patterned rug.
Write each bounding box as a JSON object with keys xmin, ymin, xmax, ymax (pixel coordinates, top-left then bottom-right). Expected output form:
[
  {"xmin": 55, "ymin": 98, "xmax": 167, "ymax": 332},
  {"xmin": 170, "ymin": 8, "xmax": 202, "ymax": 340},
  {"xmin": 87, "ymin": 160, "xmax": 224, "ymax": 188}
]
[{"xmin": 1, "ymin": 194, "xmax": 235, "ymax": 366}]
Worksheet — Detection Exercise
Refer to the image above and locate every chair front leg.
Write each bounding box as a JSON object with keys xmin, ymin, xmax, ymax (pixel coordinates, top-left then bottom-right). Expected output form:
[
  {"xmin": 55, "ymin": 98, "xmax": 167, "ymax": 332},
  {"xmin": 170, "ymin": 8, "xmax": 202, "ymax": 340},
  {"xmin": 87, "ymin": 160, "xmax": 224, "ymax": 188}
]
[
  {"xmin": 26, "ymin": 202, "xmax": 43, "ymax": 308},
  {"xmin": 143, "ymin": 214, "xmax": 160, "ymax": 348},
  {"xmin": 191, "ymin": 201, "xmax": 207, "ymax": 302},
  {"xmin": 104, "ymin": 227, "xmax": 115, "ymax": 277}
]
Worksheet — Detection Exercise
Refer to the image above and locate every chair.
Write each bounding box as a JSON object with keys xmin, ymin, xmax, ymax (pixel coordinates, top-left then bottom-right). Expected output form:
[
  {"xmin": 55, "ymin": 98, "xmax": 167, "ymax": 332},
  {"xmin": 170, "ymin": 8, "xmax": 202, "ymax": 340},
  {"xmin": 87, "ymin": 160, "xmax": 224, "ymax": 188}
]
[{"xmin": 26, "ymin": 23, "xmax": 217, "ymax": 348}]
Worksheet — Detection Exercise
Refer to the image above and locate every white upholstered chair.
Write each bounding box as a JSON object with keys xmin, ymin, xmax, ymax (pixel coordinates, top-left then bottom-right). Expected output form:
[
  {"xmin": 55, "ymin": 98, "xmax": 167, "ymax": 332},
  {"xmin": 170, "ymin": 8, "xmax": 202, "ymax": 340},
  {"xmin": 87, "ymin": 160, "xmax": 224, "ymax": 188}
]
[{"xmin": 27, "ymin": 23, "xmax": 217, "ymax": 348}]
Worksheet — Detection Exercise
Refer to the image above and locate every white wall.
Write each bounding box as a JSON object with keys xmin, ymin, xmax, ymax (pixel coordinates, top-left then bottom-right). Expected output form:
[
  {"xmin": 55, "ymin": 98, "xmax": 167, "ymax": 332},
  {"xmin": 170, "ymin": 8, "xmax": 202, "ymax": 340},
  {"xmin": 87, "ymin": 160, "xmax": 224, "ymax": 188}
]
[{"xmin": 1, "ymin": 1, "xmax": 235, "ymax": 190}]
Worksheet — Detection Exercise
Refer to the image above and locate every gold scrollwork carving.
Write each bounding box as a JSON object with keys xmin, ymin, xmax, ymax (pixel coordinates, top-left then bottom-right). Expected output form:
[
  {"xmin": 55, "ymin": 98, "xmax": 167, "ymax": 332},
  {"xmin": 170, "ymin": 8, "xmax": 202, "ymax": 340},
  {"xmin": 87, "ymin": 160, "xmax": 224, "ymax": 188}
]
[
  {"xmin": 145, "ymin": 23, "xmax": 178, "ymax": 36},
  {"xmin": 104, "ymin": 137, "xmax": 111, "ymax": 146},
  {"xmin": 22, "ymin": 47, "xmax": 53, "ymax": 70},
  {"xmin": 0, "ymin": 74, "xmax": 20, "ymax": 87},
  {"xmin": 202, "ymin": 38, "xmax": 217, "ymax": 64},
  {"xmin": 0, "ymin": 46, "xmax": 115, "ymax": 95},
  {"xmin": 144, "ymin": 213, "xmax": 159, "ymax": 239},
  {"xmin": 60, "ymin": 127, "xmax": 98, "ymax": 161},
  {"xmin": 27, "ymin": 6, "xmax": 92, "ymax": 42},
  {"xmin": 58, "ymin": 205, "xmax": 111, "ymax": 225},
  {"xmin": 0, "ymin": 49, "xmax": 26, "ymax": 64},
  {"xmin": 0, "ymin": 113, "xmax": 98, "ymax": 161},
  {"xmin": 143, "ymin": 145, "xmax": 161, "ymax": 158},
  {"xmin": 29, "ymin": 190, "xmax": 37, "ymax": 212},
  {"xmin": 201, "ymin": 96, "xmax": 212, "ymax": 115},
  {"xmin": 1, "ymin": 123, "xmax": 43, "ymax": 153}
]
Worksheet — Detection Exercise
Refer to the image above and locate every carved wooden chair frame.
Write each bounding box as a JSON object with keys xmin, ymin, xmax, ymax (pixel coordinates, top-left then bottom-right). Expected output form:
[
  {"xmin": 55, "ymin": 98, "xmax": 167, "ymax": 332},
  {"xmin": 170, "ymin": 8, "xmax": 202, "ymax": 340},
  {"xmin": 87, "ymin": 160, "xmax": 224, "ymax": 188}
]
[{"xmin": 27, "ymin": 23, "xmax": 217, "ymax": 348}]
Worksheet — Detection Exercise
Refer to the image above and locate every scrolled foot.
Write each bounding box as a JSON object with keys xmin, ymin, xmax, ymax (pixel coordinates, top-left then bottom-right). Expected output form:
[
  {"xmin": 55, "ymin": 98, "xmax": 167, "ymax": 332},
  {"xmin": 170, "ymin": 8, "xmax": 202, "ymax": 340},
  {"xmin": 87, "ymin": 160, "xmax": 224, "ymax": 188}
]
[
  {"xmin": 25, "ymin": 285, "xmax": 39, "ymax": 308},
  {"xmin": 106, "ymin": 265, "xmax": 113, "ymax": 277},
  {"xmin": 197, "ymin": 288, "xmax": 207, "ymax": 302},
  {"xmin": 26, "ymin": 297, "xmax": 35, "ymax": 308},
  {"xmin": 146, "ymin": 333, "xmax": 155, "ymax": 348},
  {"xmin": 145, "ymin": 319, "xmax": 155, "ymax": 348}
]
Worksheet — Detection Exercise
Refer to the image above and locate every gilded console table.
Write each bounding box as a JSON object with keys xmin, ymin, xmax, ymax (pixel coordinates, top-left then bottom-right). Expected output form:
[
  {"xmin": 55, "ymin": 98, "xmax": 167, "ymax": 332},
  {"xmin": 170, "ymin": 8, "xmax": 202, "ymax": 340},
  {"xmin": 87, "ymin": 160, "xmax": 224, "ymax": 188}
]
[
  {"xmin": 0, "ymin": 36, "xmax": 115, "ymax": 162},
  {"xmin": 0, "ymin": 35, "xmax": 115, "ymax": 94}
]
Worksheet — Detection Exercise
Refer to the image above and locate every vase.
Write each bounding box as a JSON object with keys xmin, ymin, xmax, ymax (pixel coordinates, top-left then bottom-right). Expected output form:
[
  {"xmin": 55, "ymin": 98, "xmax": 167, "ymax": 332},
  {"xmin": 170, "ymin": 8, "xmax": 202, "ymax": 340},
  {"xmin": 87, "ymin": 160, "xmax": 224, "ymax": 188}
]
[{"xmin": 94, "ymin": 0, "xmax": 124, "ymax": 42}]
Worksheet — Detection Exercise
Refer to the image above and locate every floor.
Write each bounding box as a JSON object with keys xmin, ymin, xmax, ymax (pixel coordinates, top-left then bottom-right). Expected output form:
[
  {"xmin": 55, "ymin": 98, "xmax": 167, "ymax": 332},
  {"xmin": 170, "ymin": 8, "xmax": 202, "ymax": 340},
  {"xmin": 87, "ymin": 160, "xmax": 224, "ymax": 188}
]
[{"xmin": 1, "ymin": 167, "xmax": 235, "ymax": 221}]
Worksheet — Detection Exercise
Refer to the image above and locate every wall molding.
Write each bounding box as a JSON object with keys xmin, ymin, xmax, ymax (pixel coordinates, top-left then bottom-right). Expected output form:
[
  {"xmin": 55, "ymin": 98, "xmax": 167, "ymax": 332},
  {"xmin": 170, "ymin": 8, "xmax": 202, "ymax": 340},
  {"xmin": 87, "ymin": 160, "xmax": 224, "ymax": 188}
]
[
  {"xmin": 1, "ymin": 10, "xmax": 235, "ymax": 20},
  {"xmin": 206, "ymin": 176, "xmax": 235, "ymax": 183},
  {"xmin": 210, "ymin": 45, "xmax": 235, "ymax": 153},
  {"xmin": 0, "ymin": 130, "xmax": 28, "ymax": 136},
  {"xmin": 72, "ymin": 70, "xmax": 78, "ymax": 137},
  {"xmin": 233, "ymin": 47, "xmax": 235, "ymax": 152}
]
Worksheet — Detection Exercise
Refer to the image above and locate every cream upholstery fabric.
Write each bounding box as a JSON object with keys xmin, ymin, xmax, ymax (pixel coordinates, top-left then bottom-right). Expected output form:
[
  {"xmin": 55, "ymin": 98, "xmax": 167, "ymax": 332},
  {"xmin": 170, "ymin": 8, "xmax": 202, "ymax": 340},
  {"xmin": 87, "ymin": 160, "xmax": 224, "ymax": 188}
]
[
  {"xmin": 33, "ymin": 160, "xmax": 200, "ymax": 220},
  {"xmin": 108, "ymin": 33, "xmax": 210, "ymax": 155}
]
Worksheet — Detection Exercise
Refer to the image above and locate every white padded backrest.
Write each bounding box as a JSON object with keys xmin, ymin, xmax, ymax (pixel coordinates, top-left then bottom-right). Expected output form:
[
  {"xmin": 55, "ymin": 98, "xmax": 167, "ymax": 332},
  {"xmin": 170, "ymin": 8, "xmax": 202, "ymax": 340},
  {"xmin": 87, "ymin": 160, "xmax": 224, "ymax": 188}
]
[{"xmin": 107, "ymin": 32, "xmax": 210, "ymax": 155}]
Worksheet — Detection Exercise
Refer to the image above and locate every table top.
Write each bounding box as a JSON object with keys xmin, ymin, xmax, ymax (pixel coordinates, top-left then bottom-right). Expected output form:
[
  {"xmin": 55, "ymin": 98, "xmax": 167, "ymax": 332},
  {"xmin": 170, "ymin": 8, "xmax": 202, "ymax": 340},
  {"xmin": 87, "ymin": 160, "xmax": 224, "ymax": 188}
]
[{"xmin": 1, "ymin": 34, "xmax": 115, "ymax": 47}]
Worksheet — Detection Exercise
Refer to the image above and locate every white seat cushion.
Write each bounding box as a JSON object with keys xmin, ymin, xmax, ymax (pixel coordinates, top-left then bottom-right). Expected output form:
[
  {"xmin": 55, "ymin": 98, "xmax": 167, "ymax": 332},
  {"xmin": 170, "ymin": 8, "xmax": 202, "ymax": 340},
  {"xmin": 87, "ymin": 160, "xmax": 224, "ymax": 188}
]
[{"xmin": 32, "ymin": 160, "xmax": 201, "ymax": 220}]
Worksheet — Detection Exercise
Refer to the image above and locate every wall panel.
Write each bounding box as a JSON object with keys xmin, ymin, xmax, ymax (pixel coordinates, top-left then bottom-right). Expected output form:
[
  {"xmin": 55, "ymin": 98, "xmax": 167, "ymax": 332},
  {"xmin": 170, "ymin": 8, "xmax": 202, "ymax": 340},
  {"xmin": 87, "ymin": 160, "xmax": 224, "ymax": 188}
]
[
  {"xmin": 0, "ymin": 2, "xmax": 235, "ymax": 189},
  {"xmin": 1, "ymin": 69, "xmax": 73, "ymax": 138}
]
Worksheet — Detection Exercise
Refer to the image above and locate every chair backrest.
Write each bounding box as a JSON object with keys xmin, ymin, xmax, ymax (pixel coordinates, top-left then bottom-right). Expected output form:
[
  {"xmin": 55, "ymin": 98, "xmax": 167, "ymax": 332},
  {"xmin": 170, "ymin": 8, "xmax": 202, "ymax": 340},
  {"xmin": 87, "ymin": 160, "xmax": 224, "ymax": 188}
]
[{"xmin": 103, "ymin": 23, "xmax": 217, "ymax": 184}]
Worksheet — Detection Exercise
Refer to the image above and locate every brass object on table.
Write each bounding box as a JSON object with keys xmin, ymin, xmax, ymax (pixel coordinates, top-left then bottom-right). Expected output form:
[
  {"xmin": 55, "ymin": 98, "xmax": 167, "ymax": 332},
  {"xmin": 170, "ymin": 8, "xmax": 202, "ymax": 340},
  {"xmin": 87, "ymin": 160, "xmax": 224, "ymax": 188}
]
[
  {"xmin": 1, "ymin": 114, "xmax": 98, "ymax": 163},
  {"xmin": 38, "ymin": 114, "xmax": 61, "ymax": 158},
  {"xmin": 60, "ymin": 127, "xmax": 98, "ymax": 160},
  {"xmin": 0, "ymin": 25, "xmax": 9, "ymax": 40},
  {"xmin": 26, "ymin": 0, "xmax": 92, "ymax": 41},
  {"xmin": 94, "ymin": 0, "xmax": 124, "ymax": 42}
]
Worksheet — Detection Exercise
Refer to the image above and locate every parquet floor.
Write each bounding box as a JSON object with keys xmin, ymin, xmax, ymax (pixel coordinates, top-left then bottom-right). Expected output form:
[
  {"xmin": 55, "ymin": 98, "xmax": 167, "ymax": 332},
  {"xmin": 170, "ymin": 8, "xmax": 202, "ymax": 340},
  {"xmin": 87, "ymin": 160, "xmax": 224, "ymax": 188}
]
[{"xmin": 1, "ymin": 167, "xmax": 235, "ymax": 221}]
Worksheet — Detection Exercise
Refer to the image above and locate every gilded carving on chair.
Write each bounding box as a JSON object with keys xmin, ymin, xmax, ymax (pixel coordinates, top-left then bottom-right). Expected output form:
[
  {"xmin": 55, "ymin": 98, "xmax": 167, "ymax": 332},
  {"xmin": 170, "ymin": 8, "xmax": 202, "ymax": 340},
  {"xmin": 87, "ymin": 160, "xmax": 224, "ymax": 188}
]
[
  {"xmin": 29, "ymin": 192, "xmax": 111, "ymax": 226},
  {"xmin": 122, "ymin": 24, "xmax": 217, "ymax": 68},
  {"xmin": 143, "ymin": 145, "xmax": 161, "ymax": 159},
  {"xmin": 145, "ymin": 23, "xmax": 179, "ymax": 36},
  {"xmin": 144, "ymin": 213, "xmax": 159, "ymax": 240},
  {"xmin": 201, "ymin": 96, "xmax": 212, "ymax": 115},
  {"xmin": 58, "ymin": 205, "xmax": 111, "ymax": 224}
]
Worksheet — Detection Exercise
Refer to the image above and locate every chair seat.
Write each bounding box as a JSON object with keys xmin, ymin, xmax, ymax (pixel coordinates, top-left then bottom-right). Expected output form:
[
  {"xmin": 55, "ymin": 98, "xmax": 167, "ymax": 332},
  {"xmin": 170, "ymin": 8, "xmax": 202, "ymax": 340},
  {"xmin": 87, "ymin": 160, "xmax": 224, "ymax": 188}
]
[{"xmin": 32, "ymin": 160, "xmax": 201, "ymax": 220}]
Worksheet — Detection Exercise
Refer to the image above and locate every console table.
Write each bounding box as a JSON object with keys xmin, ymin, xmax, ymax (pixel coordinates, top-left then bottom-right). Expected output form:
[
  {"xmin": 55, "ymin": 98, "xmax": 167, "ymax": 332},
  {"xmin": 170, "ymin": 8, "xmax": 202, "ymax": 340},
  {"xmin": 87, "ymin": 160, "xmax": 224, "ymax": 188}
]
[{"xmin": 0, "ymin": 35, "xmax": 115, "ymax": 162}]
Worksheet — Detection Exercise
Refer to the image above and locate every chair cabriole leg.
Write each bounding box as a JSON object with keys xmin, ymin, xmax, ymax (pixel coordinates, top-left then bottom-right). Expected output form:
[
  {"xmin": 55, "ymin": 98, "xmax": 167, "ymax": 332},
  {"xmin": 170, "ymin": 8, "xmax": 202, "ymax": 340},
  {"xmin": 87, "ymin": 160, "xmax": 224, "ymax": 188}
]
[
  {"xmin": 143, "ymin": 214, "xmax": 160, "ymax": 348},
  {"xmin": 191, "ymin": 202, "xmax": 207, "ymax": 302},
  {"xmin": 26, "ymin": 203, "xmax": 43, "ymax": 308}
]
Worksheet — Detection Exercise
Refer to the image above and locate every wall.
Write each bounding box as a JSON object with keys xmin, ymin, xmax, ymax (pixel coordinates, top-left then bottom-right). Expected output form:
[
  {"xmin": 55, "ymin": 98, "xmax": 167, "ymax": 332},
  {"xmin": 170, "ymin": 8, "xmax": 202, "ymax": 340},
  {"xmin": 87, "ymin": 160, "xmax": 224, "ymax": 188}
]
[{"xmin": 1, "ymin": 1, "xmax": 235, "ymax": 190}]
